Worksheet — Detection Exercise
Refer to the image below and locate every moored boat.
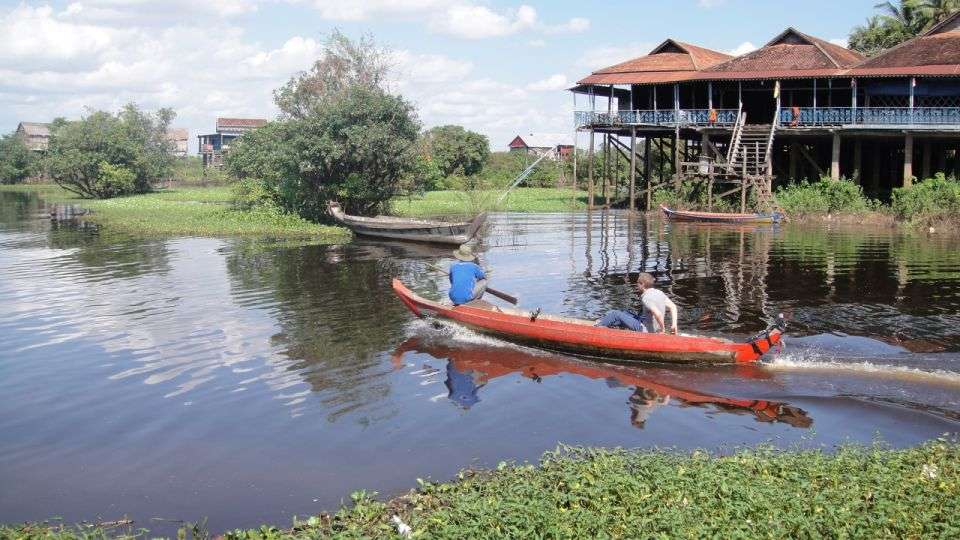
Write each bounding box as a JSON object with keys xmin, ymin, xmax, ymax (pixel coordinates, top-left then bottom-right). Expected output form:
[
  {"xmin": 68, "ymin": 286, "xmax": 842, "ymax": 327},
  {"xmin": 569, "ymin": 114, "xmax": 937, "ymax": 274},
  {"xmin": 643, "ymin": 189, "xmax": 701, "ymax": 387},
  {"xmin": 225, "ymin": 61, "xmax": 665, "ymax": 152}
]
[
  {"xmin": 328, "ymin": 202, "xmax": 486, "ymax": 245},
  {"xmin": 392, "ymin": 279, "xmax": 785, "ymax": 364},
  {"xmin": 661, "ymin": 205, "xmax": 784, "ymax": 224}
]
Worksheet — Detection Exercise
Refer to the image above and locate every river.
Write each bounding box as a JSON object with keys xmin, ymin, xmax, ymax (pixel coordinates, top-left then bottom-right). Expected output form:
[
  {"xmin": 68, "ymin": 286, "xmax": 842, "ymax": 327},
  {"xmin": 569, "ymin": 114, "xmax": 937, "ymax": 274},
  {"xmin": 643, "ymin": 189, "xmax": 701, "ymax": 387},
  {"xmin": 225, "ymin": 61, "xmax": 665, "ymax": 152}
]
[{"xmin": 1, "ymin": 190, "xmax": 959, "ymax": 533}]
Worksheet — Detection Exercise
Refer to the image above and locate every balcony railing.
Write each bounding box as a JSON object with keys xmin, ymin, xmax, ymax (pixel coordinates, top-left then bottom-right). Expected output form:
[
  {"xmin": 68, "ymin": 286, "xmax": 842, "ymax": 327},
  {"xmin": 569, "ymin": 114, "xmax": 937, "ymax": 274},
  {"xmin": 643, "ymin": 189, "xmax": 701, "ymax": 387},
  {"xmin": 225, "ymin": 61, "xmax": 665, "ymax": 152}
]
[
  {"xmin": 779, "ymin": 107, "xmax": 960, "ymax": 127},
  {"xmin": 575, "ymin": 109, "xmax": 739, "ymax": 128}
]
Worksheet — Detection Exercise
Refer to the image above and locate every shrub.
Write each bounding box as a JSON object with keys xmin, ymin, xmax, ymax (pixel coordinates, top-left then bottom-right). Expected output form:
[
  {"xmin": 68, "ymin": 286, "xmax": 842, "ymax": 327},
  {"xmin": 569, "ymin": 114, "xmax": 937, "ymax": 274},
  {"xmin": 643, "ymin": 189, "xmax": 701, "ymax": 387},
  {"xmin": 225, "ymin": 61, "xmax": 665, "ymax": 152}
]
[
  {"xmin": 421, "ymin": 125, "xmax": 490, "ymax": 178},
  {"xmin": 231, "ymin": 178, "xmax": 278, "ymax": 211},
  {"xmin": 891, "ymin": 173, "xmax": 960, "ymax": 220},
  {"xmin": 776, "ymin": 177, "xmax": 877, "ymax": 214},
  {"xmin": 44, "ymin": 104, "xmax": 175, "ymax": 198},
  {"xmin": 0, "ymin": 132, "xmax": 37, "ymax": 184}
]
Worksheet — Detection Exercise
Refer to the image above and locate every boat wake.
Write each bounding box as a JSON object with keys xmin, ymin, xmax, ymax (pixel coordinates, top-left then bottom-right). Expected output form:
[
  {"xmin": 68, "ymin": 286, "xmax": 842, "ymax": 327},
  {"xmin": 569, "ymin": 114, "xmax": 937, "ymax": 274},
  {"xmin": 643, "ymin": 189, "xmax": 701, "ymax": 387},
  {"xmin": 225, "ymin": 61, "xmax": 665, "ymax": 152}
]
[{"xmin": 766, "ymin": 352, "xmax": 960, "ymax": 386}]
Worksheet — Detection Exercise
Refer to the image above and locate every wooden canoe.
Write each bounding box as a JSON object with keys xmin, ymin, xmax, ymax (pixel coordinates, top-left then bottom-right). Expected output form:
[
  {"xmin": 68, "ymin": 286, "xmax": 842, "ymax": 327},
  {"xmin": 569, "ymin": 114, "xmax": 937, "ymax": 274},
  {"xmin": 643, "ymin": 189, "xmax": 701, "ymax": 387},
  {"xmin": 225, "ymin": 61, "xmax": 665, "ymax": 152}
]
[
  {"xmin": 328, "ymin": 202, "xmax": 486, "ymax": 245},
  {"xmin": 392, "ymin": 279, "xmax": 785, "ymax": 364},
  {"xmin": 661, "ymin": 205, "xmax": 784, "ymax": 224}
]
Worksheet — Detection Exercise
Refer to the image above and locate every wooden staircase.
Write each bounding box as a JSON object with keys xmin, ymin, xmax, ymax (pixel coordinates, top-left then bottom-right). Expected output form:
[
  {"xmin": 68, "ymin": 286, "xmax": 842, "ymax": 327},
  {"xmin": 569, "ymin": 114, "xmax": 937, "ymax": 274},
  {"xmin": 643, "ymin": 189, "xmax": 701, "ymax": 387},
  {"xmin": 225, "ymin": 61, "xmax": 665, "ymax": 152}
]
[{"xmin": 729, "ymin": 124, "xmax": 774, "ymax": 177}]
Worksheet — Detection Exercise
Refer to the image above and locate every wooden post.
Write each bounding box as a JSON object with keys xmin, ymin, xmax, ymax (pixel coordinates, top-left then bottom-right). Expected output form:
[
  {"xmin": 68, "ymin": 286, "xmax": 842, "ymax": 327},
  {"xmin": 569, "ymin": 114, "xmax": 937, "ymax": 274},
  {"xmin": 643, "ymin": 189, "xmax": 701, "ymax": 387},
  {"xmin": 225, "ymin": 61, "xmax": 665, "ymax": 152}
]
[
  {"xmin": 644, "ymin": 137, "xmax": 652, "ymax": 211},
  {"xmin": 629, "ymin": 127, "xmax": 637, "ymax": 211},
  {"xmin": 853, "ymin": 139, "xmax": 862, "ymax": 184},
  {"xmin": 673, "ymin": 130, "xmax": 680, "ymax": 189},
  {"xmin": 903, "ymin": 133, "xmax": 914, "ymax": 188},
  {"xmin": 572, "ymin": 131, "xmax": 578, "ymax": 189},
  {"xmin": 588, "ymin": 128, "xmax": 595, "ymax": 208},
  {"xmin": 740, "ymin": 158, "xmax": 747, "ymax": 213},
  {"xmin": 922, "ymin": 139, "xmax": 931, "ymax": 179},
  {"xmin": 705, "ymin": 130, "xmax": 714, "ymax": 210},
  {"xmin": 789, "ymin": 141, "xmax": 799, "ymax": 181},
  {"xmin": 830, "ymin": 132, "xmax": 841, "ymax": 180},
  {"xmin": 604, "ymin": 134, "xmax": 611, "ymax": 205}
]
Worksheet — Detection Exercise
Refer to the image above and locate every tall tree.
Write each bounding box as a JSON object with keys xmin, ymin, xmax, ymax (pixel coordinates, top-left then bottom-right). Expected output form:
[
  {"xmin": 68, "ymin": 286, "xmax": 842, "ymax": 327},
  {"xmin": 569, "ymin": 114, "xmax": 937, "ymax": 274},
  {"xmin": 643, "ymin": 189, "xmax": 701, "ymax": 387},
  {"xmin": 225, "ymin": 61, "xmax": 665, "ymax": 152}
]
[
  {"xmin": 0, "ymin": 132, "xmax": 36, "ymax": 184},
  {"xmin": 421, "ymin": 125, "xmax": 491, "ymax": 179},
  {"xmin": 848, "ymin": 0, "xmax": 958, "ymax": 55}
]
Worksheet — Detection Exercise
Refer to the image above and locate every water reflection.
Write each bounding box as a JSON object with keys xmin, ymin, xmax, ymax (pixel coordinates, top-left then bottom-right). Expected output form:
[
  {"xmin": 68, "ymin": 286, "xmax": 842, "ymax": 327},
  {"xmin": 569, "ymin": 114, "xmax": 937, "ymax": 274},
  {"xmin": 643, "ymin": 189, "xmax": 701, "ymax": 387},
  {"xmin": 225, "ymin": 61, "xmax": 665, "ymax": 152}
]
[{"xmin": 392, "ymin": 336, "xmax": 812, "ymax": 429}]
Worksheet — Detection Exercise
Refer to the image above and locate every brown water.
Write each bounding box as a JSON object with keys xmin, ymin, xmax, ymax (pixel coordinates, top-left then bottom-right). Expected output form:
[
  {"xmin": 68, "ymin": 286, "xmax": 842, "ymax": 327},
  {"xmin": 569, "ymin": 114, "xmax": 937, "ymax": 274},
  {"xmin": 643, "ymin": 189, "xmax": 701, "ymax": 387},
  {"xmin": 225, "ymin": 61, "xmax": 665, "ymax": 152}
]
[{"xmin": 1, "ymin": 191, "xmax": 959, "ymax": 534}]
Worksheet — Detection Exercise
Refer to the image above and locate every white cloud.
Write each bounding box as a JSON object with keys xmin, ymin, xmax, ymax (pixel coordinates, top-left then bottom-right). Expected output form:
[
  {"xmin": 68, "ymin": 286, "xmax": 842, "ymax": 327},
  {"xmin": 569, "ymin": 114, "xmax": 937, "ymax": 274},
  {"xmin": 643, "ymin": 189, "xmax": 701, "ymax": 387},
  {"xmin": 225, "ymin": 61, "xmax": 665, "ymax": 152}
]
[
  {"xmin": 429, "ymin": 4, "xmax": 537, "ymax": 39},
  {"xmin": 829, "ymin": 37, "xmax": 849, "ymax": 48},
  {"xmin": 526, "ymin": 74, "xmax": 568, "ymax": 92},
  {"xmin": 727, "ymin": 41, "xmax": 757, "ymax": 56},
  {"xmin": 0, "ymin": 1, "xmax": 573, "ymax": 151},
  {"xmin": 302, "ymin": 0, "xmax": 448, "ymax": 21},
  {"xmin": 542, "ymin": 16, "xmax": 590, "ymax": 35},
  {"xmin": 576, "ymin": 42, "xmax": 655, "ymax": 70}
]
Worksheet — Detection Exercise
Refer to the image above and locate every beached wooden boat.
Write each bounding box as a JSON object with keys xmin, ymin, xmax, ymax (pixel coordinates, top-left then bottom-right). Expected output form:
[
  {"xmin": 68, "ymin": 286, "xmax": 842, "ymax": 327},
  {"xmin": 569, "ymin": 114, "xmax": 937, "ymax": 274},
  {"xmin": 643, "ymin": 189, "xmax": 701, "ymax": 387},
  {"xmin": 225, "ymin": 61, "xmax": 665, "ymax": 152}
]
[
  {"xmin": 392, "ymin": 279, "xmax": 785, "ymax": 364},
  {"xmin": 661, "ymin": 205, "xmax": 784, "ymax": 224},
  {"xmin": 328, "ymin": 202, "xmax": 486, "ymax": 245}
]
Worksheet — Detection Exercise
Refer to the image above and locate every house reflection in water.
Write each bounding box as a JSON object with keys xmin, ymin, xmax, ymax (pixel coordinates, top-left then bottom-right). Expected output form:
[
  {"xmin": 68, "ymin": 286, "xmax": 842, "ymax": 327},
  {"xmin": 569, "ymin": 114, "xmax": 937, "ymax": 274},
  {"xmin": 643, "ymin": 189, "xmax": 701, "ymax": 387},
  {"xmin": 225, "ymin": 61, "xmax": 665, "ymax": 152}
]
[{"xmin": 392, "ymin": 336, "xmax": 811, "ymax": 429}]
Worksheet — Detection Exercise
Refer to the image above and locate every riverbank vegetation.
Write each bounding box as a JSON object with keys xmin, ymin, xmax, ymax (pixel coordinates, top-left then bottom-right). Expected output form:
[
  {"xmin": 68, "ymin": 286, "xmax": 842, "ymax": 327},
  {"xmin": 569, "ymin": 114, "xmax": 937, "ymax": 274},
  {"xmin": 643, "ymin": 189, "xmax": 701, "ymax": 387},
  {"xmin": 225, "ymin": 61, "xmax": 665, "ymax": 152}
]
[
  {"xmin": 391, "ymin": 187, "xmax": 587, "ymax": 217},
  {"xmin": 5, "ymin": 441, "xmax": 958, "ymax": 539},
  {"xmin": 0, "ymin": 184, "xmax": 348, "ymax": 239}
]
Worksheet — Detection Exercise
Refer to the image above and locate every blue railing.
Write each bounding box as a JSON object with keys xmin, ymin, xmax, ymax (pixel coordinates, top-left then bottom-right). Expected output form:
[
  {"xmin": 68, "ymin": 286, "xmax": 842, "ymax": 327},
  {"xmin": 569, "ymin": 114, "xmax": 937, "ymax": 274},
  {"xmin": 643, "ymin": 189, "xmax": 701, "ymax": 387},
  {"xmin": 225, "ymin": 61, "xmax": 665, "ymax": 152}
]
[
  {"xmin": 575, "ymin": 109, "xmax": 739, "ymax": 128},
  {"xmin": 778, "ymin": 107, "xmax": 960, "ymax": 127}
]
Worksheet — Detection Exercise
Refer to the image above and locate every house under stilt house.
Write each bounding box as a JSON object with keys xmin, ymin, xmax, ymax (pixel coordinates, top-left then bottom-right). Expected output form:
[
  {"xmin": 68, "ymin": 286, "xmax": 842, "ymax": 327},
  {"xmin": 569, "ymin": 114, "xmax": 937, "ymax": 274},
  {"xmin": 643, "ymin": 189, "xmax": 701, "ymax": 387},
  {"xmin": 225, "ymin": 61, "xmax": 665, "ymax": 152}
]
[{"xmin": 571, "ymin": 12, "xmax": 960, "ymax": 211}]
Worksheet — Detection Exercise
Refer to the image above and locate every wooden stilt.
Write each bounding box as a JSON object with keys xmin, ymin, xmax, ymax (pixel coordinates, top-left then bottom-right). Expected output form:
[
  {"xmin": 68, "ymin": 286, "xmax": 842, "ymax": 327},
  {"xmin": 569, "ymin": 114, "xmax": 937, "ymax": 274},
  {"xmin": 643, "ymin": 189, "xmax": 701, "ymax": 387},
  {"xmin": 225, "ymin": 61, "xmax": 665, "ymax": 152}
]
[
  {"xmin": 740, "ymin": 160, "xmax": 747, "ymax": 213},
  {"xmin": 789, "ymin": 141, "xmax": 798, "ymax": 181},
  {"xmin": 904, "ymin": 133, "xmax": 914, "ymax": 187},
  {"xmin": 830, "ymin": 132, "xmax": 841, "ymax": 180},
  {"xmin": 672, "ymin": 129, "xmax": 680, "ymax": 189},
  {"xmin": 604, "ymin": 134, "xmax": 611, "ymax": 206},
  {"xmin": 588, "ymin": 128, "xmax": 595, "ymax": 208},
  {"xmin": 629, "ymin": 127, "xmax": 636, "ymax": 211},
  {"xmin": 853, "ymin": 139, "xmax": 862, "ymax": 184},
  {"xmin": 922, "ymin": 139, "xmax": 931, "ymax": 179},
  {"xmin": 644, "ymin": 137, "xmax": 652, "ymax": 211}
]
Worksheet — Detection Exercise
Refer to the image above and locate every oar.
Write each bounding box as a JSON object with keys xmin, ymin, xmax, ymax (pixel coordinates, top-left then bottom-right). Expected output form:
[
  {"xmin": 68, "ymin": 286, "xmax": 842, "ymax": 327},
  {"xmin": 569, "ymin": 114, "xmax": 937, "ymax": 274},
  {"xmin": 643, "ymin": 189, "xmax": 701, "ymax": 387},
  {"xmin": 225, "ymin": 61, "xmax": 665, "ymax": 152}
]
[{"xmin": 427, "ymin": 264, "xmax": 519, "ymax": 305}]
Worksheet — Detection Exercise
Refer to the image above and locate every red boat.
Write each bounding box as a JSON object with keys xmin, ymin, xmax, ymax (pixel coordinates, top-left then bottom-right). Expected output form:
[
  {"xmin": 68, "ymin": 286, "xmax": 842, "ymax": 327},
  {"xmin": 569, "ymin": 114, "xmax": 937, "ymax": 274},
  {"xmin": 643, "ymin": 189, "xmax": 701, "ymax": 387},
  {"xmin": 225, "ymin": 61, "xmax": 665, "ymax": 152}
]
[
  {"xmin": 661, "ymin": 205, "xmax": 784, "ymax": 224},
  {"xmin": 392, "ymin": 279, "xmax": 785, "ymax": 364}
]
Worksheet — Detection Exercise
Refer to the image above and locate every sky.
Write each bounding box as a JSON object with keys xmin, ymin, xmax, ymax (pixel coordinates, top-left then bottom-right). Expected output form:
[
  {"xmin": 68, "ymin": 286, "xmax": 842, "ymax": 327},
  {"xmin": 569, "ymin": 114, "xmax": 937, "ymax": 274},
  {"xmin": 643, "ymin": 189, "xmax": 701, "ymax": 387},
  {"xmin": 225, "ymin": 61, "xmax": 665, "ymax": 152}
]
[{"xmin": 0, "ymin": 0, "xmax": 882, "ymax": 152}]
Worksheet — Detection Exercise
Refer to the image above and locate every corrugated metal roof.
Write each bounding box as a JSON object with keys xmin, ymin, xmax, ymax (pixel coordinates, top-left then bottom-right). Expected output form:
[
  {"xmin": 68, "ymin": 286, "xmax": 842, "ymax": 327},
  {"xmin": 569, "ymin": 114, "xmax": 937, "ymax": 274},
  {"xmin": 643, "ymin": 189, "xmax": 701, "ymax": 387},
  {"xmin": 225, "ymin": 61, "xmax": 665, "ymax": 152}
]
[
  {"xmin": 216, "ymin": 118, "xmax": 268, "ymax": 130},
  {"xmin": 17, "ymin": 122, "xmax": 50, "ymax": 137},
  {"xmin": 512, "ymin": 133, "xmax": 574, "ymax": 149},
  {"xmin": 577, "ymin": 39, "xmax": 731, "ymax": 86},
  {"xmin": 851, "ymin": 12, "xmax": 960, "ymax": 76}
]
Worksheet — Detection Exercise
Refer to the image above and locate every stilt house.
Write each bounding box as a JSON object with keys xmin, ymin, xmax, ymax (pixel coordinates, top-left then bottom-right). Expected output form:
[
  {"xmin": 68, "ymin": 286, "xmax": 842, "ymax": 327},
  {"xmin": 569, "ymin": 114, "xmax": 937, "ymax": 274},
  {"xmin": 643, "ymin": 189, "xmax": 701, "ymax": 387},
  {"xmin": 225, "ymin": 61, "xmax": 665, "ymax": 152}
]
[{"xmin": 571, "ymin": 12, "xmax": 960, "ymax": 210}]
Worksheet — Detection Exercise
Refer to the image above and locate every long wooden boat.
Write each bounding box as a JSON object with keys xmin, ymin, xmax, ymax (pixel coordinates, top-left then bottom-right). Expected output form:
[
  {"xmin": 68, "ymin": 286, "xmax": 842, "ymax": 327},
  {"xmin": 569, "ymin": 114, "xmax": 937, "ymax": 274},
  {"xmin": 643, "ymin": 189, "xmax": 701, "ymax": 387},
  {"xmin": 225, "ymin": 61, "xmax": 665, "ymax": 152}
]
[
  {"xmin": 392, "ymin": 279, "xmax": 785, "ymax": 364},
  {"xmin": 328, "ymin": 202, "xmax": 486, "ymax": 245},
  {"xmin": 661, "ymin": 205, "xmax": 784, "ymax": 224}
]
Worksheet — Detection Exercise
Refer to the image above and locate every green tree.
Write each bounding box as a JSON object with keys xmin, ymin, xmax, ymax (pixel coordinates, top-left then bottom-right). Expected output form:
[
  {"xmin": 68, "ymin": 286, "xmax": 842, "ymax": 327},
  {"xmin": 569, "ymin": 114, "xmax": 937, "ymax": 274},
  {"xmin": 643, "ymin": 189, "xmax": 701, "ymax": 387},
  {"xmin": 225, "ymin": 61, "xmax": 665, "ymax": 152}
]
[
  {"xmin": 421, "ymin": 125, "xmax": 490, "ymax": 179},
  {"xmin": 848, "ymin": 0, "xmax": 958, "ymax": 55},
  {"xmin": 44, "ymin": 104, "xmax": 175, "ymax": 198},
  {"xmin": 274, "ymin": 30, "xmax": 390, "ymax": 120},
  {"xmin": 228, "ymin": 32, "xmax": 419, "ymax": 218},
  {"xmin": 0, "ymin": 132, "xmax": 37, "ymax": 184}
]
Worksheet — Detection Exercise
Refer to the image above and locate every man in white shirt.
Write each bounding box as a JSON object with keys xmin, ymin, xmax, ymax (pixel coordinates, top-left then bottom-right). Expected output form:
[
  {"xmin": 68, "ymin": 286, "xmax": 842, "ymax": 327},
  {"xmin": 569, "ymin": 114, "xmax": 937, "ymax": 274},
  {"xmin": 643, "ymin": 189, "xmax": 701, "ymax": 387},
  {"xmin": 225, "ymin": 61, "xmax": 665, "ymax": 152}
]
[{"xmin": 596, "ymin": 272, "xmax": 679, "ymax": 334}]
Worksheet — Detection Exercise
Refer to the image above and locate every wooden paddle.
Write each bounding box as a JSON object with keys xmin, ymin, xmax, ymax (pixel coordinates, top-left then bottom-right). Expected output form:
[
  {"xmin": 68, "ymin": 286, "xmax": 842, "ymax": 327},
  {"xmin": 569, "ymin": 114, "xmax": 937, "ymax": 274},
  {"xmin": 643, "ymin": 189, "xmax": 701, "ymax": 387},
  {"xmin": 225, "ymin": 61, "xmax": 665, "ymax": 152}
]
[{"xmin": 428, "ymin": 263, "xmax": 519, "ymax": 305}]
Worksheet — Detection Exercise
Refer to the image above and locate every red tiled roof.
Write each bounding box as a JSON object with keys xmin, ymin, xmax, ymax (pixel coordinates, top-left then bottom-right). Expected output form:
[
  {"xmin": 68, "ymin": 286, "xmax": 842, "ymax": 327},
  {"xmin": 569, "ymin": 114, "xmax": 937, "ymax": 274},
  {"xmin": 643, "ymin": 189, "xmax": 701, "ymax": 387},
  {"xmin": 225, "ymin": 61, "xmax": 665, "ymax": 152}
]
[
  {"xmin": 216, "ymin": 118, "xmax": 268, "ymax": 129},
  {"xmin": 577, "ymin": 39, "xmax": 731, "ymax": 85},
  {"xmin": 850, "ymin": 12, "xmax": 960, "ymax": 76},
  {"xmin": 702, "ymin": 28, "xmax": 863, "ymax": 78}
]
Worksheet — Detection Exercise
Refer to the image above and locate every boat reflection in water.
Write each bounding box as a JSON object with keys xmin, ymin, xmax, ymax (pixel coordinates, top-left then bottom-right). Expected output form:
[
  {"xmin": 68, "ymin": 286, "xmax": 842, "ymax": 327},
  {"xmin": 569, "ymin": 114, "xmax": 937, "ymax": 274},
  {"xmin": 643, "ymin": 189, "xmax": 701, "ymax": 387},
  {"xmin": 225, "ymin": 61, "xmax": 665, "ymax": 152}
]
[{"xmin": 392, "ymin": 336, "xmax": 812, "ymax": 429}]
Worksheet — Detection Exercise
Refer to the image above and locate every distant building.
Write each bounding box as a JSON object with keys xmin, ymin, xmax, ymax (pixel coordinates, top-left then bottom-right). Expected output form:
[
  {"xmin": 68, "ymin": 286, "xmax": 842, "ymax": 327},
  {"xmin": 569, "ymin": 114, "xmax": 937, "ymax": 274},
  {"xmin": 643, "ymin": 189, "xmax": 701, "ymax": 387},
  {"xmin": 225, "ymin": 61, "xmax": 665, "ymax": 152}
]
[
  {"xmin": 15, "ymin": 122, "xmax": 51, "ymax": 152},
  {"xmin": 508, "ymin": 133, "xmax": 574, "ymax": 159},
  {"xmin": 166, "ymin": 128, "xmax": 189, "ymax": 158},
  {"xmin": 197, "ymin": 117, "xmax": 268, "ymax": 167}
]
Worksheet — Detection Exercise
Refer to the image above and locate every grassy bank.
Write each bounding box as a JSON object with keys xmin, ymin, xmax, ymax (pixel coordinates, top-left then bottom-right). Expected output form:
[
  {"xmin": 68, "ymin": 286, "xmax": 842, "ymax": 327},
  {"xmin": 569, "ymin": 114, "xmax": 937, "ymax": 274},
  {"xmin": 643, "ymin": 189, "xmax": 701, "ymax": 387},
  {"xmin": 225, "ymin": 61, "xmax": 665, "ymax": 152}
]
[
  {"xmin": 0, "ymin": 184, "xmax": 349, "ymax": 240},
  {"xmin": 391, "ymin": 187, "xmax": 587, "ymax": 217},
  {"xmin": 5, "ymin": 442, "xmax": 958, "ymax": 539}
]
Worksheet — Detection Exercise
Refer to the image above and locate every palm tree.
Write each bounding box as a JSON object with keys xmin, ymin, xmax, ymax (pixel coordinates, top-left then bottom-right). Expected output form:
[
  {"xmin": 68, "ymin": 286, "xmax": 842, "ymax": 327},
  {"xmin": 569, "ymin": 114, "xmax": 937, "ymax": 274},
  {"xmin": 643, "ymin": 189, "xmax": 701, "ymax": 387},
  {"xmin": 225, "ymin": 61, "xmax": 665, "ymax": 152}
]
[
  {"xmin": 920, "ymin": 0, "xmax": 960, "ymax": 24},
  {"xmin": 874, "ymin": 0, "xmax": 931, "ymax": 34}
]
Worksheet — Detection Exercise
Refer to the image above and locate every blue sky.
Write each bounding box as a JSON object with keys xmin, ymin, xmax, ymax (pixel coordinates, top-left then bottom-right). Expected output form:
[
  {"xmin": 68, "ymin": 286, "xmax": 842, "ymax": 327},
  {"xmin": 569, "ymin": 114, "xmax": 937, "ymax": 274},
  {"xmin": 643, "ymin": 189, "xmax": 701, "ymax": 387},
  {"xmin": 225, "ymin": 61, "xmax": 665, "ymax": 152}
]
[{"xmin": 0, "ymin": 0, "xmax": 881, "ymax": 150}]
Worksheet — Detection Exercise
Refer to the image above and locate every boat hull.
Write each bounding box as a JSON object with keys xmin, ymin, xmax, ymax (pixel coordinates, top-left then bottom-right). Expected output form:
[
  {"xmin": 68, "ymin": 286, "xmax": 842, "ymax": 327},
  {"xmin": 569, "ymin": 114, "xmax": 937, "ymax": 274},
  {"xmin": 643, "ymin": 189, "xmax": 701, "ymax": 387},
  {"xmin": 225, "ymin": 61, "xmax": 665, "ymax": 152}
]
[
  {"xmin": 392, "ymin": 279, "xmax": 783, "ymax": 364},
  {"xmin": 328, "ymin": 202, "xmax": 485, "ymax": 245},
  {"xmin": 661, "ymin": 205, "xmax": 783, "ymax": 224}
]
